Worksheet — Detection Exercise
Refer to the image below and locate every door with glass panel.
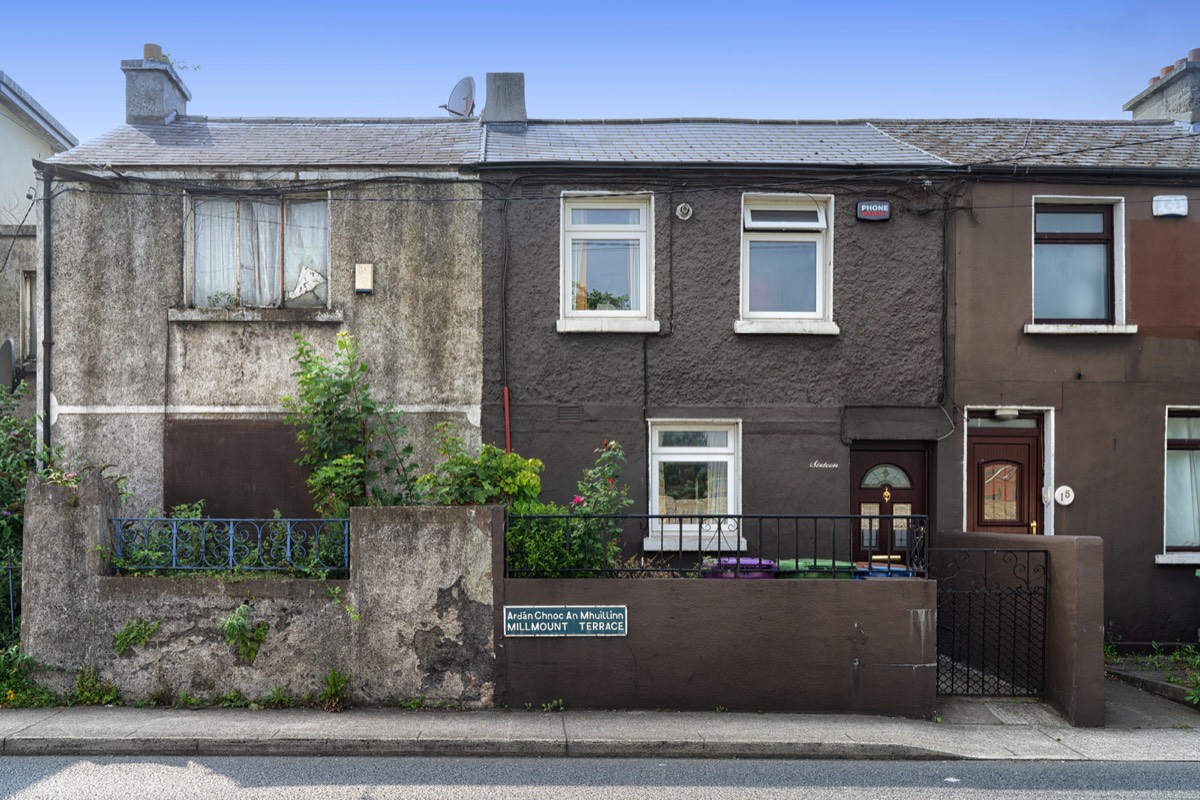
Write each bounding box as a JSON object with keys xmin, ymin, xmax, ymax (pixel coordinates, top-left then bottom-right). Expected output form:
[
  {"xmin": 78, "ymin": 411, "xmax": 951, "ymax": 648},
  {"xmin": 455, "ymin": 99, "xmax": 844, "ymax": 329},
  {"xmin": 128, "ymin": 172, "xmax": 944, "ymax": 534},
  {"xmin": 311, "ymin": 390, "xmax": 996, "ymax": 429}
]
[
  {"xmin": 966, "ymin": 416, "xmax": 1043, "ymax": 535},
  {"xmin": 850, "ymin": 446, "xmax": 928, "ymax": 564}
]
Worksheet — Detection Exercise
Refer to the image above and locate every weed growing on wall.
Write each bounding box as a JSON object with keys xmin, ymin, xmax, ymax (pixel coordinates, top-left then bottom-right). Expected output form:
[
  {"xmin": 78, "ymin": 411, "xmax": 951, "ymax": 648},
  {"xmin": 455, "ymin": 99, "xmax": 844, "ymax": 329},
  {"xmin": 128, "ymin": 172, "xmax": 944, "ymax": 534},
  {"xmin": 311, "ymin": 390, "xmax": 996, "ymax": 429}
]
[
  {"xmin": 319, "ymin": 667, "xmax": 350, "ymax": 712},
  {"xmin": 283, "ymin": 333, "xmax": 419, "ymax": 516},
  {"xmin": 113, "ymin": 617, "xmax": 162, "ymax": 655},
  {"xmin": 261, "ymin": 686, "xmax": 295, "ymax": 708},
  {"xmin": 220, "ymin": 604, "xmax": 269, "ymax": 665},
  {"xmin": 72, "ymin": 666, "xmax": 121, "ymax": 706},
  {"xmin": 0, "ymin": 646, "xmax": 55, "ymax": 707}
]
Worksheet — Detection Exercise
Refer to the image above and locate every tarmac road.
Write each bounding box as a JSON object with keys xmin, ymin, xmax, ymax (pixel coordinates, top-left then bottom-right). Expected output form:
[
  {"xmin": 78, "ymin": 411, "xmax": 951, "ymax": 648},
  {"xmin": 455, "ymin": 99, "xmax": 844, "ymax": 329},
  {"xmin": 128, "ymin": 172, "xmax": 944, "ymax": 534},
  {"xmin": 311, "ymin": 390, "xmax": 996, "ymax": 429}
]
[{"xmin": 1, "ymin": 756, "xmax": 1199, "ymax": 799}]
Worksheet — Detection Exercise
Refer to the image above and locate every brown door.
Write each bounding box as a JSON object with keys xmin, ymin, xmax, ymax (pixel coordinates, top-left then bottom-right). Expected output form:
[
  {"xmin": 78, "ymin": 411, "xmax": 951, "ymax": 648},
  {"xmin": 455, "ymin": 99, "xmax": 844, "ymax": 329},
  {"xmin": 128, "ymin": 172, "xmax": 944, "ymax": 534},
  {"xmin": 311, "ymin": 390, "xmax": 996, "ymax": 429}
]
[
  {"xmin": 966, "ymin": 417, "xmax": 1043, "ymax": 535},
  {"xmin": 850, "ymin": 445, "xmax": 928, "ymax": 563}
]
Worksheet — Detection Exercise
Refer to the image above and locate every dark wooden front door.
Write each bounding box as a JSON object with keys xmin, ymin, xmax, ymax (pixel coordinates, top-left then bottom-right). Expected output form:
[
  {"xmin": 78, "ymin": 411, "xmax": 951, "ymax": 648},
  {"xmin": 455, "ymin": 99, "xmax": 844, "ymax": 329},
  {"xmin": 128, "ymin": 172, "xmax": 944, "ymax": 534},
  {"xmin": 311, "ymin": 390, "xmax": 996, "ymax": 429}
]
[
  {"xmin": 966, "ymin": 417, "xmax": 1043, "ymax": 535},
  {"xmin": 850, "ymin": 445, "xmax": 928, "ymax": 563}
]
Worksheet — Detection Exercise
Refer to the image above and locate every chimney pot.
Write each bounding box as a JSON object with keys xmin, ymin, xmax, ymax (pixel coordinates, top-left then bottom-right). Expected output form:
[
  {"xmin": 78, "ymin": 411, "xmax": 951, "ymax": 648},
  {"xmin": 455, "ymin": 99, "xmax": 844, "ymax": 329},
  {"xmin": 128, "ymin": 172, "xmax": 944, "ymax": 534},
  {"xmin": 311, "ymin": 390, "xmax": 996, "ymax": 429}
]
[
  {"xmin": 1125, "ymin": 52, "xmax": 1200, "ymax": 124},
  {"xmin": 1161, "ymin": 65, "xmax": 1175, "ymax": 78},
  {"xmin": 1175, "ymin": 58, "xmax": 1187, "ymax": 71},
  {"xmin": 1149, "ymin": 76, "xmax": 1161, "ymax": 86},
  {"xmin": 143, "ymin": 43, "xmax": 163, "ymax": 61}
]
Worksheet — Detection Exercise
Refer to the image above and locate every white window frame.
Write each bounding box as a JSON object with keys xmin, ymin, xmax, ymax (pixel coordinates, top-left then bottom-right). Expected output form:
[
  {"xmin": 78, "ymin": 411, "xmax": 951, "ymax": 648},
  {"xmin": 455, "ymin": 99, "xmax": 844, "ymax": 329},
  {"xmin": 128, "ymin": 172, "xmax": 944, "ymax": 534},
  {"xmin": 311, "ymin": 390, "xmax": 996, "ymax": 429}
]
[
  {"xmin": 1023, "ymin": 195, "xmax": 1136, "ymax": 335},
  {"xmin": 735, "ymin": 193, "xmax": 839, "ymax": 335},
  {"xmin": 644, "ymin": 419, "xmax": 745, "ymax": 552},
  {"xmin": 183, "ymin": 191, "xmax": 332, "ymax": 310},
  {"xmin": 1158, "ymin": 406, "xmax": 1200, "ymax": 564},
  {"xmin": 557, "ymin": 193, "xmax": 659, "ymax": 333}
]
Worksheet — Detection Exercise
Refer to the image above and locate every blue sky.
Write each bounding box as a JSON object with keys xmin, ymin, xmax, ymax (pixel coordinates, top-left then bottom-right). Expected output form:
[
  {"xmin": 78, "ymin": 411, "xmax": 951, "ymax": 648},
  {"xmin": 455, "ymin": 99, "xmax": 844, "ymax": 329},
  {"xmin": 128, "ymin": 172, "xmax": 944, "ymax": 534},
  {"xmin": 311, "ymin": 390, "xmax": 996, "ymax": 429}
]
[{"xmin": 6, "ymin": 1, "xmax": 1199, "ymax": 145}]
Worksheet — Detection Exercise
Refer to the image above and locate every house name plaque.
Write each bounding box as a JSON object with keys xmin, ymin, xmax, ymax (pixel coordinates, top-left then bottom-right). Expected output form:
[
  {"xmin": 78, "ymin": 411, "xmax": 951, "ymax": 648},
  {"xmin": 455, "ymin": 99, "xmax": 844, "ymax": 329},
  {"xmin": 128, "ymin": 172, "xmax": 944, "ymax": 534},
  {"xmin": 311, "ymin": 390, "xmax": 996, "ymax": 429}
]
[{"xmin": 503, "ymin": 605, "xmax": 628, "ymax": 637}]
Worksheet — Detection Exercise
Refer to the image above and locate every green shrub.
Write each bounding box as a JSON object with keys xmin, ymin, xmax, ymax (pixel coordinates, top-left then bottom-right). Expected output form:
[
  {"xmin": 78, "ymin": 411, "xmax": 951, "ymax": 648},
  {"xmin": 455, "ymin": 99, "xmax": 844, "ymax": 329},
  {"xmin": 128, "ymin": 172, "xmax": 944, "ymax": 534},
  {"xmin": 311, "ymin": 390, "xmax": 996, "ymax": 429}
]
[
  {"xmin": 283, "ymin": 332, "xmax": 419, "ymax": 516},
  {"xmin": 417, "ymin": 423, "xmax": 543, "ymax": 506},
  {"xmin": 320, "ymin": 667, "xmax": 350, "ymax": 712}
]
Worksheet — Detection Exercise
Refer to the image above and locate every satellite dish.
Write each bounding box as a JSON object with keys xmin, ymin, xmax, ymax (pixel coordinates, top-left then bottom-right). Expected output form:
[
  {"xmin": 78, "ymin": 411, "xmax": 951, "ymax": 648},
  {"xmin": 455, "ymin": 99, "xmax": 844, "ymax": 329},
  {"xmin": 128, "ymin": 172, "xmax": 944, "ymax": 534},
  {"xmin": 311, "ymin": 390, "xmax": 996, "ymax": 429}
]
[
  {"xmin": 440, "ymin": 76, "xmax": 475, "ymax": 117},
  {"xmin": 0, "ymin": 340, "xmax": 13, "ymax": 393}
]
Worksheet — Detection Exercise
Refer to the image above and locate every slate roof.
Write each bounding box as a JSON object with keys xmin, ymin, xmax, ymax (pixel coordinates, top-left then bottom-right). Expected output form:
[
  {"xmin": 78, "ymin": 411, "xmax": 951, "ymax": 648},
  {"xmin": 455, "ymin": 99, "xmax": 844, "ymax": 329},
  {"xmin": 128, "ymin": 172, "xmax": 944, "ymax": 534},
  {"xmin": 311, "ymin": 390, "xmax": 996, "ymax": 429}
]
[
  {"xmin": 874, "ymin": 119, "xmax": 1200, "ymax": 170},
  {"xmin": 45, "ymin": 115, "xmax": 1200, "ymax": 172},
  {"xmin": 482, "ymin": 121, "xmax": 946, "ymax": 165},
  {"xmin": 47, "ymin": 117, "xmax": 482, "ymax": 168}
]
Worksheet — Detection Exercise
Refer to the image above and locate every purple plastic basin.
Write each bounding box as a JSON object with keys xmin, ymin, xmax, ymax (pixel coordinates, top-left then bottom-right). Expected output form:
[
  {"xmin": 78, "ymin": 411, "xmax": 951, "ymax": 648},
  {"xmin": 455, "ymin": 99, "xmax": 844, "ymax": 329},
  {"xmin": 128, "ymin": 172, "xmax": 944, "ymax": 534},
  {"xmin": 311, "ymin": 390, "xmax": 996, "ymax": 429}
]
[{"xmin": 702, "ymin": 557, "xmax": 777, "ymax": 579}]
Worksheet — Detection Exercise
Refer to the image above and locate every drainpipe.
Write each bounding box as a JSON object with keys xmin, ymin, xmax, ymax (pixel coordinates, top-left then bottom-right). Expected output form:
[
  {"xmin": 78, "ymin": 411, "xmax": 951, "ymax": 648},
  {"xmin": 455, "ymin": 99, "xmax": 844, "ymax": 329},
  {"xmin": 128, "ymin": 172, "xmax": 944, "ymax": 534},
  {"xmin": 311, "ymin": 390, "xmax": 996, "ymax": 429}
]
[{"xmin": 40, "ymin": 169, "xmax": 52, "ymax": 451}]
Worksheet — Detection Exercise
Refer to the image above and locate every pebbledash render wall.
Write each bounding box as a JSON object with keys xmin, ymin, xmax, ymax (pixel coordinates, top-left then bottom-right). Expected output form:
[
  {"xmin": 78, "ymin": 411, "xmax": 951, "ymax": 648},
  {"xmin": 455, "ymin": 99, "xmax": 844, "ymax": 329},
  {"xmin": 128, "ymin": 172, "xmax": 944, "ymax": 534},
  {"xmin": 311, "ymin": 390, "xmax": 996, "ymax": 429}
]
[
  {"xmin": 21, "ymin": 472, "xmax": 500, "ymax": 705},
  {"xmin": 939, "ymin": 180, "xmax": 1200, "ymax": 644},
  {"xmin": 481, "ymin": 174, "xmax": 949, "ymax": 520},
  {"xmin": 36, "ymin": 174, "xmax": 482, "ymax": 517}
]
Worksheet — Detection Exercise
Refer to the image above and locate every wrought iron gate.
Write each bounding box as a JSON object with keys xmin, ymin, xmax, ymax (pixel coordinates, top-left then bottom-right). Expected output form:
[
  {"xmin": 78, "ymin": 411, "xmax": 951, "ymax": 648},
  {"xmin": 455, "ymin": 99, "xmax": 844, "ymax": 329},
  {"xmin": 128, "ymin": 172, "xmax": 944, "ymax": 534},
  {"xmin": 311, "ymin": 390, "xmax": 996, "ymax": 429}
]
[{"xmin": 929, "ymin": 548, "xmax": 1048, "ymax": 697}]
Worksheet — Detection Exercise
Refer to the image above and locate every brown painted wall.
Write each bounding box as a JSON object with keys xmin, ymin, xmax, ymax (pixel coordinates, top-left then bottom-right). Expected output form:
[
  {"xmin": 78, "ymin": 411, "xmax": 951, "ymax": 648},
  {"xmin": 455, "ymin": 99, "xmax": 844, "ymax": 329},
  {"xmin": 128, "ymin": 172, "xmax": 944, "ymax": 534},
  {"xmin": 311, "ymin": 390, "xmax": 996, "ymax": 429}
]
[
  {"xmin": 482, "ymin": 174, "xmax": 948, "ymax": 531},
  {"xmin": 942, "ymin": 180, "xmax": 1199, "ymax": 643},
  {"xmin": 498, "ymin": 577, "xmax": 937, "ymax": 717},
  {"xmin": 936, "ymin": 530, "xmax": 1105, "ymax": 727}
]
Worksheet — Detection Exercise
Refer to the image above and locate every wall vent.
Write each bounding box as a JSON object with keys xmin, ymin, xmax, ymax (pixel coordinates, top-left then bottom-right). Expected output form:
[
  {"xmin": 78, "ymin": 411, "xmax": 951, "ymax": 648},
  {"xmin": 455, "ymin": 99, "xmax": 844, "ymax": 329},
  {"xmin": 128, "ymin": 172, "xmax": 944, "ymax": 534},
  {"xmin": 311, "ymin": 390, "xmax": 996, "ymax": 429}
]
[{"xmin": 557, "ymin": 405, "xmax": 582, "ymax": 422}]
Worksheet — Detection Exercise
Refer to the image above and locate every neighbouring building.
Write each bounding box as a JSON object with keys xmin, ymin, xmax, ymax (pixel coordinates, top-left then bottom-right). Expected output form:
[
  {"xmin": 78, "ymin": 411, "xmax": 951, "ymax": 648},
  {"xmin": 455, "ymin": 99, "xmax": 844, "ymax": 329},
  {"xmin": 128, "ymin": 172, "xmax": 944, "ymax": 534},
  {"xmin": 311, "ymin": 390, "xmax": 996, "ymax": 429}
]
[
  {"xmin": 0, "ymin": 70, "xmax": 75, "ymax": 407},
  {"xmin": 36, "ymin": 45, "xmax": 483, "ymax": 516}
]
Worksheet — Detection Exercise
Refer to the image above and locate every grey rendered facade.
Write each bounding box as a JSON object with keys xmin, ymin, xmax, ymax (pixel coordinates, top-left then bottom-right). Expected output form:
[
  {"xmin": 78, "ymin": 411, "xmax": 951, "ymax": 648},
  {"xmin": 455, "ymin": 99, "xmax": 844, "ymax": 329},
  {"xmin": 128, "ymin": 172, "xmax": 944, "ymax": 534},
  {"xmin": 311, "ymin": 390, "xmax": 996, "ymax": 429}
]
[{"xmin": 37, "ymin": 53, "xmax": 484, "ymax": 516}]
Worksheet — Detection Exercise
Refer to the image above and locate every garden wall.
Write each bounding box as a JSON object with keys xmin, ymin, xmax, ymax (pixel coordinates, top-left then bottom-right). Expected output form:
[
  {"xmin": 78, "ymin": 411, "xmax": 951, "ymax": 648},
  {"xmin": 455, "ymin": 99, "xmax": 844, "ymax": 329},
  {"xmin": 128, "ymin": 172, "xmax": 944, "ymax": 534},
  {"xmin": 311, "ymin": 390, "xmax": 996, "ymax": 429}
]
[
  {"xmin": 21, "ymin": 472, "xmax": 502, "ymax": 706},
  {"xmin": 497, "ymin": 577, "xmax": 938, "ymax": 717}
]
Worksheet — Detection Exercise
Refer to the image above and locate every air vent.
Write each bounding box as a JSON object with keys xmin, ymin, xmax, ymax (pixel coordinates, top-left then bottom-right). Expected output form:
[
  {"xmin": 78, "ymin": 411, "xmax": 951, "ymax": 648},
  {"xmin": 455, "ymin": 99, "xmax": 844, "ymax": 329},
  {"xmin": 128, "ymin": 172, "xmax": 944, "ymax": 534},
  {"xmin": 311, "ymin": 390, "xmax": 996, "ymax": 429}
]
[{"xmin": 557, "ymin": 405, "xmax": 582, "ymax": 422}]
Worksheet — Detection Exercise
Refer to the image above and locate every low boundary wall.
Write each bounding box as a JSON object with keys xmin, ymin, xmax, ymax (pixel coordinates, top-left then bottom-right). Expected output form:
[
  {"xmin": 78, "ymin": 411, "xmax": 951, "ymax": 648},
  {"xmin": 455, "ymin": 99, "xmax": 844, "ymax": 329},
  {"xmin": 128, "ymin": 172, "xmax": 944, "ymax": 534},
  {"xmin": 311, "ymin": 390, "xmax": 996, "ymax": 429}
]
[
  {"xmin": 934, "ymin": 530, "xmax": 1104, "ymax": 727},
  {"xmin": 21, "ymin": 473, "xmax": 502, "ymax": 706},
  {"xmin": 497, "ymin": 578, "xmax": 938, "ymax": 717}
]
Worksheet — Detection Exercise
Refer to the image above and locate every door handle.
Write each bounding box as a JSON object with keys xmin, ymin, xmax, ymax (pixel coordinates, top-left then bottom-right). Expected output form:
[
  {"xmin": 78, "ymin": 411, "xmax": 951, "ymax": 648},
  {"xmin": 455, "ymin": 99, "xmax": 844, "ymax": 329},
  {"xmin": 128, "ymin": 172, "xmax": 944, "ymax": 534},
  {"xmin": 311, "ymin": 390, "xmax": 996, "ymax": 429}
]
[{"xmin": 1030, "ymin": 520, "xmax": 1037, "ymax": 535}]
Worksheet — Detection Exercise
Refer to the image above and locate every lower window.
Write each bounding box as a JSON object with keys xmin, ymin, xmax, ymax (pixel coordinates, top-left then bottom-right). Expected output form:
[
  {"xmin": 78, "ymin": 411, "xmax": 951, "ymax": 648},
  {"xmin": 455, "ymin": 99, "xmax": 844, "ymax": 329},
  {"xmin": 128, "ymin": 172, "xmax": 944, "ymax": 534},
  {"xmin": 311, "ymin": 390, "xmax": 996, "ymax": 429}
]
[
  {"xmin": 645, "ymin": 420, "xmax": 743, "ymax": 552},
  {"xmin": 1166, "ymin": 412, "xmax": 1200, "ymax": 550}
]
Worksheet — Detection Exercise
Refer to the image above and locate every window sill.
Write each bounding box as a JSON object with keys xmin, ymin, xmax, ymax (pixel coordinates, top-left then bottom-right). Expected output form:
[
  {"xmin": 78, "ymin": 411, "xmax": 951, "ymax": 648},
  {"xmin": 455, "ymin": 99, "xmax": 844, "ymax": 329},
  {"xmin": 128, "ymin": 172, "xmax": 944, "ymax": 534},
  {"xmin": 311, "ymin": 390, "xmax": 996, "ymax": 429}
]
[
  {"xmin": 168, "ymin": 307, "xmax": 345, "ymax": 324},
  {"xmin": 557, "ymin": 318, "xmax": 661, "ymax": 334},
  {"xmin": 734, "ymin": 319, "xmax": 840, "ymax": 335},
  {"xmin": 1023, "ymin": 323, "xmax": 1137, "ymax": 335},
  {"xmin": 1154, "ymin": 552, "xmax": 1200, "ymax": 565},
  {"xmin": 643, "ymin": 532, "xmax": 748, "ymax": 553}
]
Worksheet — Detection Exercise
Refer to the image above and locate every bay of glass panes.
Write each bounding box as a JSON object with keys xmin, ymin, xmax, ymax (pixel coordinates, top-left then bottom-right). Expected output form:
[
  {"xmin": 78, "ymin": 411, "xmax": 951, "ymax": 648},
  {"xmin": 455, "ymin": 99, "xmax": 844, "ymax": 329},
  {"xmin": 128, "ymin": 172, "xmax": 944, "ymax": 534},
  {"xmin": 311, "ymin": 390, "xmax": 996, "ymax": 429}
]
[
  {"xmin": 571, "ymin": 240, "xmax": 639, "ymax": 310},
  {"xmin": 1166, "ymin": 450, "xmax": 1200, "ymax": 548},
  {"xmin": 1035, "ymin": 211, "xmax": 1104, "ymax": 234},
  {"xmin": 1168, "ymin": 416, "xmax": 1200, "ymax": 440},
  {"xmin": 658, "ymin": 461, "xmax": 728, "ymax": 515},
  {"xmin": 749, "ymin": 208, "xmax": 820, "ymax": 226}
]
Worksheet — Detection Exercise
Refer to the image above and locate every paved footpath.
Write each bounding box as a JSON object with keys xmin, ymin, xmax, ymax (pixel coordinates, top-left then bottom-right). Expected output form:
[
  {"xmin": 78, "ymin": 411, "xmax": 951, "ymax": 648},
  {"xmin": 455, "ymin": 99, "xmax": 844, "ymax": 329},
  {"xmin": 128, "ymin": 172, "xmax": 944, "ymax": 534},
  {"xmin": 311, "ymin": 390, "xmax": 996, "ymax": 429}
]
[{"xmin": 0, "ymin": 681, "xmax": 1196, "ymax": 761}]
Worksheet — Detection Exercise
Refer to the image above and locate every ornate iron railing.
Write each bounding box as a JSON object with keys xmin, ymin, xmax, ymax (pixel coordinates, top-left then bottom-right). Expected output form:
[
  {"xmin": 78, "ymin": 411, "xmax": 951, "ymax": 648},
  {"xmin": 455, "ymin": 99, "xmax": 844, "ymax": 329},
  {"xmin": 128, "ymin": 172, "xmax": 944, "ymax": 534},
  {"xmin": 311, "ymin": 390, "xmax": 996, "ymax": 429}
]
[
  {"xmin": 929, "ymin": 548, "xmax": 1048, "ymax": 698},
  {"xmin": 110, "ymin": 518, "xmax": 350, "ymax": 577},
  {"xmin": 1, "ymin": 548, "xmax": 19, "ymax": 648},
  {"xmin": 504, "ymin": 513, "xmax": 927, "ymax": 578}
]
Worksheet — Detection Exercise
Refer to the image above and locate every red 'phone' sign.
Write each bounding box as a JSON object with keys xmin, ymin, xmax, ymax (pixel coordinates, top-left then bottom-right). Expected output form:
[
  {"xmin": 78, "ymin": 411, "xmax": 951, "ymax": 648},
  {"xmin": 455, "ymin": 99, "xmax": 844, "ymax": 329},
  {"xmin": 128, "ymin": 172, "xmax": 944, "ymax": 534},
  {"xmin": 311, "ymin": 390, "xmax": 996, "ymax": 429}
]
[{"xmin": 856, "ymin": 200, "xmax": 891, "ymax": 221}]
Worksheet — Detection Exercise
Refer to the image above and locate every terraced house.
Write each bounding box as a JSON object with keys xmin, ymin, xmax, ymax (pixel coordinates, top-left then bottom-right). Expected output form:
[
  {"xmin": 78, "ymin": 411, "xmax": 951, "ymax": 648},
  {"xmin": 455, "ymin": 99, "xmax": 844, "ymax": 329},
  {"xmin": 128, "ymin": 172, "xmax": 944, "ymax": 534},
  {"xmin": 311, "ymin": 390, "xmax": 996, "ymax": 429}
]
[{"xmin": 30, "ymin": 47, "xmax": 1200, "ymax": 654}]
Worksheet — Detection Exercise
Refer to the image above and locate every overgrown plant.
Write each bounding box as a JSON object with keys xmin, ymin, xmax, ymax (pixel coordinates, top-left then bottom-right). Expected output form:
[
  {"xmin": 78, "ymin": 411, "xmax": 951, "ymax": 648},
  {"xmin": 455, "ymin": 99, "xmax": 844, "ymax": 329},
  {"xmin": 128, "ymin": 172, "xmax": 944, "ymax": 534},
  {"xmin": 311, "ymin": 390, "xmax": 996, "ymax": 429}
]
[
  {"xmin": 283, "ymin": 332, "xmax": 419, "ymax": 516},
  {"xmin": 0, "ymin": 645, "xmax": 55, "ymax": 707},
  {"xmin": 416, "ymin": 423, "xmax": 543, "ymax": 506},
  {"xmin": 320, "ymin": 667, "xmax": 350, "ymax": 712},
  {"xmin": 73, "ymin": 666, "xmax": 121, "ymax": 706},
  {"xmin": 506, "ymin": 440, "xmax": 633, "ymax": 577},
  {"xmin": 113, "ymin": 617, "xmax": 162, "ymax": 655},
  {"xmin": 220, "ymin": 604, "xmax": 269, "ymax": 665}
]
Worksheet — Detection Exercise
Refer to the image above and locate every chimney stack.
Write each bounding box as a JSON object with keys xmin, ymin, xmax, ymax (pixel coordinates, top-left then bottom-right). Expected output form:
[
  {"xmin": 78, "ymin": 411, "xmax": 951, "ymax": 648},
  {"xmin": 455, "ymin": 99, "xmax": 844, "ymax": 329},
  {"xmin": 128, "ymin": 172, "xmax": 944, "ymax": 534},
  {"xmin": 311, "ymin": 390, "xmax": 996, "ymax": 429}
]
[
  {"xmin": 481, "ymin": 73, "xmax": 527, "ymax": 129},
  {"xmin": 1124, "ymin": 48, "xmax": 1200, "ymax": 125},
  {"xmin": 121, "ymin": 42, "xmax": 192, "ymax": 124}
]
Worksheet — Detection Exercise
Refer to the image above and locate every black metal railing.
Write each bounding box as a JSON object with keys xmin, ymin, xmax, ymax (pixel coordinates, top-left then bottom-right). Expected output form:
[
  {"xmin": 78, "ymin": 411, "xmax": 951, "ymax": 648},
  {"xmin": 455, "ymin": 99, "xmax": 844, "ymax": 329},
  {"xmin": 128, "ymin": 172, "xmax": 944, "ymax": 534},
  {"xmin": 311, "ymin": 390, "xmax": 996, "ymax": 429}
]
[
  {"xmin": 110, "ymin": 518, "xmax": 350, "ymax": 577},
  {"xmin": 1, "ymin": 548, "xmax": 19, "ymax": 648},
  {"xmin": 929, "ymin": 548, "xmax": 1048, "ymax": 697},
  {"xmin": 504, "ymin": 513, "xmax": 927, "ymax": 578}
]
